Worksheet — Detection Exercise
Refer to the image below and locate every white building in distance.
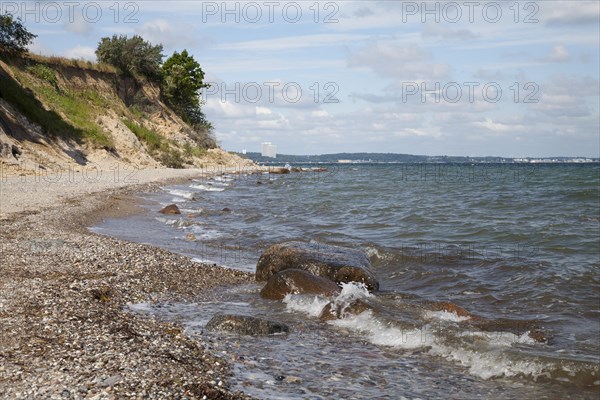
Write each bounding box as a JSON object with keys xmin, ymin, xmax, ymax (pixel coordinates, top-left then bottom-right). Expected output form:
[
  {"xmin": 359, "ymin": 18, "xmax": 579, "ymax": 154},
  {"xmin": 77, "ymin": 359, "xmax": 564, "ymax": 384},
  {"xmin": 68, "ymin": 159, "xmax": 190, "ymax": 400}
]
[{"xmin": 261, "ymin": 142, "xmax": 277, "ymax": 158}]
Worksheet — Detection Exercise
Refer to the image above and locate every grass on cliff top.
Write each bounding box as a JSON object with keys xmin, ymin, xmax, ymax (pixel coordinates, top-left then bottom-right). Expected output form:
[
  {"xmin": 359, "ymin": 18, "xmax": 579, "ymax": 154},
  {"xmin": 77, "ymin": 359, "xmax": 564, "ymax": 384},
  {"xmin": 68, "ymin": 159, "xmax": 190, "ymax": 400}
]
[
  {"xmin": 27, "ymin": 53, "xmax": 117, "ymax": 74},
  {"xmin": 0, "ymin": 61, "xmax": 115, "ymax": 149}
]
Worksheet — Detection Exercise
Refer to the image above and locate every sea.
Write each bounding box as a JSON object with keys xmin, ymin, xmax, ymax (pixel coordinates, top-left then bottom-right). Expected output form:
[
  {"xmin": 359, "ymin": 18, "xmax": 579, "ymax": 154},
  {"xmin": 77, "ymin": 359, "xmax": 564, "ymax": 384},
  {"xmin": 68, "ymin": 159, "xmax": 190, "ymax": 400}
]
[{"xmin": 91, "ymin": 163, "xmax": 600, "ymax": 399}]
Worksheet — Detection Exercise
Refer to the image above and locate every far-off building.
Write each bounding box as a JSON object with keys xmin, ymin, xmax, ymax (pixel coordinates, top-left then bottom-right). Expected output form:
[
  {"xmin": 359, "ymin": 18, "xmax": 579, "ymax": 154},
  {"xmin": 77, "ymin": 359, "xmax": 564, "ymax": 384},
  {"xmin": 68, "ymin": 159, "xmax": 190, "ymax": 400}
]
[{"xmin": 261, "ymin": 142, "xmax": 277, "ymax": 158}]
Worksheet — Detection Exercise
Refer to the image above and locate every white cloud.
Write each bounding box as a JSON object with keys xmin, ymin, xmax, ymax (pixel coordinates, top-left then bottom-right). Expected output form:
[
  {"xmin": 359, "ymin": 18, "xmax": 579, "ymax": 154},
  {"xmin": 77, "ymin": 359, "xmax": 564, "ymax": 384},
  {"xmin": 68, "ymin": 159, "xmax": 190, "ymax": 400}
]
[
  {"xmin": 542, "ymin": 45, "xmax": 570, "ymax": 63},
  {"xmin": 474, "ymin": 118, "xmax": 513, "ymax": 132},
  {"xmin": 63, "ymin": 46, "xmax": 96, "ymax": 61},
  {"xmin": 135, "ymin": 19, "xmax": 204, "ymax": 50},
  {"xmin": 348, "ymin": 43, "xmax": 450, "ymax": 80},
  {"xmin": 215, "ymin": 33, "xmax": 369, "ymax": 52},
  {"xmin": 543, "ymin": 1, "xmax": 600, "ymax": 25},
  {"xmin": 64, "ymin": 16, "xmax": 92, "ymax": 36}
]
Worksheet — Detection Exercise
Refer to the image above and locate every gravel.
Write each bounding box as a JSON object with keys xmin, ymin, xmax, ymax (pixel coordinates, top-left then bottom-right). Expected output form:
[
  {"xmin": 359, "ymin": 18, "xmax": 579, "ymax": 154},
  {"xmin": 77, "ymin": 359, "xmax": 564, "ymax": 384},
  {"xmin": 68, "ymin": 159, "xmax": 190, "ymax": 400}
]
[{"xmin": 0, "ymin": 167, "xmax": 258, "ymax": 399}]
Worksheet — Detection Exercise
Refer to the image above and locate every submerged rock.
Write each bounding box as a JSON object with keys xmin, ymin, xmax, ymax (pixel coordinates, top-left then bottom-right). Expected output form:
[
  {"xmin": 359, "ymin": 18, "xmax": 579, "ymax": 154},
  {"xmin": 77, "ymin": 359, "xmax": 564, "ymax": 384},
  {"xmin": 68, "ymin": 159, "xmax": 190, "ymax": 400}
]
[
  {"xmin": 429, "ymin": 301, "xmax": 475, "ymax": 319},
  {"xmin": 319, "ymin": 298, "xmax": 374, "ymax": 321},
  {"xmin": 260, "ymin": 269, "xmax": 340, "ymax": 300},
  {"xmin": 205, "ymin": 314, "xmax": 289, "ymax": 336},
  {"xmin": 159, "ymin": 204, "xmax": 181, "ymax": 215},
  {"xmin": 269, "ymin": 167, "xmax": 290, "ymax": 174},
  {"xmin": 256, "ymin": 241, "xmax": 379, "ymax": 291}
]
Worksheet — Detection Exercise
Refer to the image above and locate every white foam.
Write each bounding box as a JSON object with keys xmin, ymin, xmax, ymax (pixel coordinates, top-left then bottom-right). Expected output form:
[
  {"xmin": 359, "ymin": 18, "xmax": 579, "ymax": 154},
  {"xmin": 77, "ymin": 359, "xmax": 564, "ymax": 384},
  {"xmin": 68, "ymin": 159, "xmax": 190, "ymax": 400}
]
[
  {"xmin": 425, "ymin": 310, "xmax": 471, "ymax": 322},
  {"xmin": 190, "ymin": 184, "xmax": 225, "ymax": 192},
  {"xmin": 166, "ymin": 189, "xmax": 198, "ymax": 200},
  {"xmin": 428, "ymin": 342, "xmax": 546, "ymax": 380},
  {"xmin": 283, "ymin": 294, "xmax": 330, "ymax": 317},
  {"xmin": 330, "ymin": 311, "xmax": 434, "ymax": 349}
]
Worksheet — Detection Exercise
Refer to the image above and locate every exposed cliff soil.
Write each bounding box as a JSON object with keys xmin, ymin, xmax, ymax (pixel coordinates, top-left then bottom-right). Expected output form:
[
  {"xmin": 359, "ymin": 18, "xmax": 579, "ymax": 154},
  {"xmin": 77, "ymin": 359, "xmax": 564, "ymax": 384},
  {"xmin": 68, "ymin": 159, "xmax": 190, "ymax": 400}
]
[{"xmin": 0, "ymin": 54, "xmax": 252, "ymax": 176}]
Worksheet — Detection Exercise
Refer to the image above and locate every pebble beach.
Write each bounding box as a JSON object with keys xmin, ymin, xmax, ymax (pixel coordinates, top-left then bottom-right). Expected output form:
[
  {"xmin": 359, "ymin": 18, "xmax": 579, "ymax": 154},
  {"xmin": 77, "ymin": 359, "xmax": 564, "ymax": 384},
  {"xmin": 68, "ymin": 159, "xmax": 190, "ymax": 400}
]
[{"xmin": 0, "ymin": 166, "xmax": 256, "ymax": 399}]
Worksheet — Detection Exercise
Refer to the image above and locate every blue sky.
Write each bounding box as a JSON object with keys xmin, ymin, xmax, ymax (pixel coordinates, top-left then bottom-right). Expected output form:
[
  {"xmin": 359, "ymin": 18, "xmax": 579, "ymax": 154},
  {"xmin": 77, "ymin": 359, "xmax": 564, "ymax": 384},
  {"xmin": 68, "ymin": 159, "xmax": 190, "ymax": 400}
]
[{"xmin": 7, "ymin": 0, "xmax": 600, "ymax": 157}]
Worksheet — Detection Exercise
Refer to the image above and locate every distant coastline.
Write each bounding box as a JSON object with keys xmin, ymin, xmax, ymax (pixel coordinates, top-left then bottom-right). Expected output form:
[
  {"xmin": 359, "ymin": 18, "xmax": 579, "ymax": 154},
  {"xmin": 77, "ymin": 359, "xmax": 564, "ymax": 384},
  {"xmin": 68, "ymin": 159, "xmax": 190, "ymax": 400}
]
[{"xmin": 239, "ymin": 151, "xmax": 600, "ymax": 164}]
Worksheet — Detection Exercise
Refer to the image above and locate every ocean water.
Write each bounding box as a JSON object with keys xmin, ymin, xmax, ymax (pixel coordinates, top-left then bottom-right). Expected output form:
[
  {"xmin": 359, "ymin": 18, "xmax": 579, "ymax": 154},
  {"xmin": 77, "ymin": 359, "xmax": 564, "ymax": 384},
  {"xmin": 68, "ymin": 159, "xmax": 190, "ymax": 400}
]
[{"xmin": 92, "ymin": 163, "xmax": 600, "ymax": 399}]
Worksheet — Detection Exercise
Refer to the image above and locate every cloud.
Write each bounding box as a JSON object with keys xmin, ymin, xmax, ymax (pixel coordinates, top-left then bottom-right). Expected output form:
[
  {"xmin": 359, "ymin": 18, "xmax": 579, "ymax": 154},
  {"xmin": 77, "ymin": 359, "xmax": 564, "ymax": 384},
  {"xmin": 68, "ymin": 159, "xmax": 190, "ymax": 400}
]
[
  {"xmin": 542, "ymin": 45, "xmax": 570, "ymax": 63},
  {"xmin": 543, "ymin": 1, "xmax": 600, "ymax": 25},
  {"xmin": 348, "ymin": 43, "xmax": 450, "ymax": 80},
  {"xmin": 214, "ymin": 34, "xmax": 369, "ymax": 52},
  {"xmin": 135, "ymin": 19, "xmax": 204, "ymax": 50},
  {"xmin": 422, "ymin": 23, "xmax": 478, "ymax": 40},
  {"xmin": 63, "ymin": 46, "xmax": 96, "ymax": 60},
  {"xmin": 63, "ymin": 15, "xmax": 93, "ymax": 36}
]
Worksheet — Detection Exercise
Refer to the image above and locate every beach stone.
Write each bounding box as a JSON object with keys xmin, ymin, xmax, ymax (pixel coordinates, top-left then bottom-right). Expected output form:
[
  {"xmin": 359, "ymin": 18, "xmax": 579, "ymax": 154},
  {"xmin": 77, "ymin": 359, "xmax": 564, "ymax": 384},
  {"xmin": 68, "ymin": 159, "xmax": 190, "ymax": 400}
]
[
  {"xmin": 0, "ymin": 142, "xmax": 13, "ymax": 158},
  {"xmin": 256, "ymin": 241, "xmax": 379, "ymax": 291},
  {"xmin": 269, "ymin": 167, "xmax": 290, "ymax": 174},
  {"xmin": 159, "ymin": 204, "xmax": 180, "ymax": 215},
  {"xmin": 206, "ymin": 314, "xmax": 289, "ymax": 336},
  {"xmin": 186, "ymin": 233, "xmax": 196, "ymax": 241},
  {"xmin": 260, "ymin": 269, "xmax": 340, "ymax": 300},
  {"xmin": 319, "ymin": 299, "xmax": 374, "ymax": 321}
]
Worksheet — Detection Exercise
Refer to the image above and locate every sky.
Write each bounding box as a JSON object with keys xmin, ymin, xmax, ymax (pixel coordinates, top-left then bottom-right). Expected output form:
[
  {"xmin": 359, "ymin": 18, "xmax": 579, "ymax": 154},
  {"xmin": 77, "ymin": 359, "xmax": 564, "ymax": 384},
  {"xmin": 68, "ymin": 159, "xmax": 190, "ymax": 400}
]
[{"xmin": 6, "ymin": 0, "xmax": 600, "ymax": 157}]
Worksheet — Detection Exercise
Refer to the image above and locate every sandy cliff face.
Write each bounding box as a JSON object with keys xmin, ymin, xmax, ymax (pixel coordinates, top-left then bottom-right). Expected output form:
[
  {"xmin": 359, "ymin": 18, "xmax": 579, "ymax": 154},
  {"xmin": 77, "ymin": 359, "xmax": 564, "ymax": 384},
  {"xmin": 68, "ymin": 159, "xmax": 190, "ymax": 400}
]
[{"xmin": 0, "ymin": 56, "xmax": 252, "ymax": 176}]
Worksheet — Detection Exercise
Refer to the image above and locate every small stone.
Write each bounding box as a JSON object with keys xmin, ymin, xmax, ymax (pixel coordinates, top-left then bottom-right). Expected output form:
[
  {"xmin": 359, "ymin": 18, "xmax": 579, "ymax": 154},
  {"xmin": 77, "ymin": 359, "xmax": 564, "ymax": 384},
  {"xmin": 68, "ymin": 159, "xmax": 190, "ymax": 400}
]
[{"xmin": 159, "ymin": 204, "xmax": 181, "ymax": 215}]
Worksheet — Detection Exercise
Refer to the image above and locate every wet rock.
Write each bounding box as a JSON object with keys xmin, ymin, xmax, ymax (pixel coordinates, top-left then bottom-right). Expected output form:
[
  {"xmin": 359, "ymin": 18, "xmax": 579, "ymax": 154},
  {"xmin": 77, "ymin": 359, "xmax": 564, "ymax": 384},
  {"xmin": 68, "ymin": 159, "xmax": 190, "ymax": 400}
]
[
  {"xmin": 159, "ymin": 204, "xmax": 181, "ymax": 215},
  {"xmin": 470, "ymin": 318, "xmax": 548, "ymax": 343},
  {"xmin": 269, "ymin": 167, "xmax": 290, "ymax": 174},
  {"xmin": 256, "ymin": 241, "xmax": 379, "ymax": 291},
  {"xmin": 186, "ymin": 233, "xmax": 196, "ymax": 241},
  {"xmin": 319, "ymin": 299, "xmax": 374, "ymax": 321},
  {"xmin": 429, "ymin": 301, "xmax": 475, "ymax": 319},
  {"xmin": 260, "ymin": 269, "xmax": 340, "ymax": 300},
  {"xmin": 206, "ymin": 314, "xmax": 289, "ymax": 336}
]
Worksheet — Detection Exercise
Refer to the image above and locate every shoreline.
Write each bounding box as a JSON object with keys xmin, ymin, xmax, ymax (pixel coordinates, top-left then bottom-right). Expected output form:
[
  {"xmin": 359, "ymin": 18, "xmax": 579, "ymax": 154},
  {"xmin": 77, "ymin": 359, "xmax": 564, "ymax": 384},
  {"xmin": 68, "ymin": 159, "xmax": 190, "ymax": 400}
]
[{"xmin": 0, "ymin": 167, "xmax": 256, "ymax": 399}]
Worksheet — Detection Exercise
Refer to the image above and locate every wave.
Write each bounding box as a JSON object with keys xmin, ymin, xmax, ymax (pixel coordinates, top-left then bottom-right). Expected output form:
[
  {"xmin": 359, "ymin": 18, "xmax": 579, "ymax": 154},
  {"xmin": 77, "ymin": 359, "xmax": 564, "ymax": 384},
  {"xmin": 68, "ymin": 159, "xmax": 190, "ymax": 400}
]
[
  {"xmin": 165, "ymin": 189, "xmax": 199, "ymax": 200},
  {"xmin": 190, "ymin": 184, "xmax": 226, "ymax": 192},
  {"xmin": 282, "ymin": 283, "xmax": 600, "ymax": 386}
]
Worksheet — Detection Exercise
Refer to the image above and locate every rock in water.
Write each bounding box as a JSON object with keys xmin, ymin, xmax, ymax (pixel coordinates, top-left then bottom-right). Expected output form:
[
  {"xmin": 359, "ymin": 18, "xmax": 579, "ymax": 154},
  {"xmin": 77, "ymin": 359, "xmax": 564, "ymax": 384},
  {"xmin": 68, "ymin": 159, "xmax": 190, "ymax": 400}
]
[
  {"xmin": 159, "ymin": 204, "xmax": 181, "ymax": 215},
  {"xmin": 319, "ymin": 298, "xmax": 375, "ymax": 321},
  {"xmin": 260, "ymin": 269, "xmax": 340, "ymax": 300},
  {"xmin": 256, "ymin": 241, "xmax": 379, "ymax": 291},
  {"xmin": 205, "ymin": 314, "xmax": 289, "ymax": 336}
]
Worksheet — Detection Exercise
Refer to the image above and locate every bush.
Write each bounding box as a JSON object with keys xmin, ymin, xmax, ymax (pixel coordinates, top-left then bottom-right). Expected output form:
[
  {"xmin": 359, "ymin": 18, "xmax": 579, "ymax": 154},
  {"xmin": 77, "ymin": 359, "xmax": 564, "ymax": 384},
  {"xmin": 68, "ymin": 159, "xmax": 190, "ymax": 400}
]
[
  {"xmin": 26, "ymin": 63, "xmax": 57, "ymax": 87},
  {"xmin": 96, "ymin": 35, "xmax": 163, "ymax": 81}
]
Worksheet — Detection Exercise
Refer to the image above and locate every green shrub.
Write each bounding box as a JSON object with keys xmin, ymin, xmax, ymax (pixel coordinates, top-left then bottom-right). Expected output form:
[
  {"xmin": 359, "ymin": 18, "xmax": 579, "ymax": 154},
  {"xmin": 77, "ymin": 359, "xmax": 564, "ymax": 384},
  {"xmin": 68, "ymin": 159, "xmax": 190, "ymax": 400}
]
[
  {"xmin": 123, "ymin": 119, "xmax": 162, "ymax": 151},
  {"xmin": 26, "ymin": 63, "xmax": 57, "ymax": 87}
]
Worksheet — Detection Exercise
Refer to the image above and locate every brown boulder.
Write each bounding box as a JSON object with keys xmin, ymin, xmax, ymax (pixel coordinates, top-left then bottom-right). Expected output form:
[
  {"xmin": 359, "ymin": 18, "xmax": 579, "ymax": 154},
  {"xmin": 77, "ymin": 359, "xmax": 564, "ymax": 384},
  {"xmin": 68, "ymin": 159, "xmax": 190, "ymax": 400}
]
[
  {"xmin": 269, "ymin": 167, "xmax": 290, "ymax": 174},
  {"xmin": 319, "ymin": 299, "xmax": 374, "ymax": 321},
  {"xmin": 256, "ymin": 241, "xmax": 379, "ymax": 291},
  {"xmin": 260, "ymin": 269, "xmax": 340, "ymax": 300},
  {"xmin": 159, "ymin": 204, "xmax": 181, "ymax": 215}
]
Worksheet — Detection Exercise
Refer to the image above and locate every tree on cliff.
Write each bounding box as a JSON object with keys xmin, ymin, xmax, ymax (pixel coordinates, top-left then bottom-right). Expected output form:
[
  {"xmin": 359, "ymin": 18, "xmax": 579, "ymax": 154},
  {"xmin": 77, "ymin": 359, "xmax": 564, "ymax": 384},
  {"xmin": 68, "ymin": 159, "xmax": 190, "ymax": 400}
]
[
  {"xmin": 162, "ymin": 50, "xmax": 212, "ymax": 130},
  {"xmin": 0, "ymin": 14, "xmax": 36, "ymax": 54},
  {"xmin": 95, "ymin": 35, "xmax": 163, "ymax": 81}
]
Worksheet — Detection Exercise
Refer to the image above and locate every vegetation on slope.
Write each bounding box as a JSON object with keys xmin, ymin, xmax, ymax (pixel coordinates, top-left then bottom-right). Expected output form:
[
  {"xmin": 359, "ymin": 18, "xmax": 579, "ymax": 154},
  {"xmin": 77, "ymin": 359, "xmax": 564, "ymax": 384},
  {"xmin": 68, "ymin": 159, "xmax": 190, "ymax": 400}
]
[{"xmin": 0, "ymin": 14, "xmax": 219, "ymax": 168}]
